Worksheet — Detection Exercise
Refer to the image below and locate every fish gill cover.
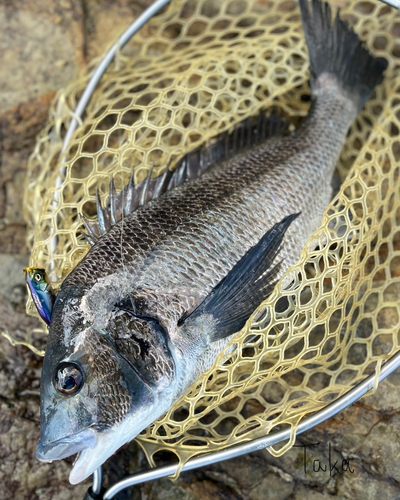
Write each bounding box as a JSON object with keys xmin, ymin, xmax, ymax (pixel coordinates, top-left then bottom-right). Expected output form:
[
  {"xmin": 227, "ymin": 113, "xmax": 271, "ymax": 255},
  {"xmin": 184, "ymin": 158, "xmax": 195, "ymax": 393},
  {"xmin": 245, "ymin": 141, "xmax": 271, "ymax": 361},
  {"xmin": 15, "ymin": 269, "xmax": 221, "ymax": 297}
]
[{"xmin": 23, "ymin": 0, "xmax": 400, "ymax": 472}]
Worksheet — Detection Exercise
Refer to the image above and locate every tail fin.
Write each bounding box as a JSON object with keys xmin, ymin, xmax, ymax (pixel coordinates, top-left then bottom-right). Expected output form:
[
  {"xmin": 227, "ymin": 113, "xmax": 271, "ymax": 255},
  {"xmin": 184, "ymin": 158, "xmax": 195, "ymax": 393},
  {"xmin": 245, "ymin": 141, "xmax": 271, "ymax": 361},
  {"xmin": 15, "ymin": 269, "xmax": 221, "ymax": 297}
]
[{"xmin": 299, "ymin": 0, "xmax": 388, "ymax": 110}]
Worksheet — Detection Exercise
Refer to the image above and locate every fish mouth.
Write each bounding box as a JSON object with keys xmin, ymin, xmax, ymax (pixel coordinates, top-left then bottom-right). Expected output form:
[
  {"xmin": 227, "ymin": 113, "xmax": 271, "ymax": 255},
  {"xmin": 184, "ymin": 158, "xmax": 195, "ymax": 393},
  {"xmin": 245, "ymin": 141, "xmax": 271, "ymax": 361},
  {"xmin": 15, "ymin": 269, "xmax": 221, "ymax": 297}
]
[
  {"xmin": 36, "ymin": 427, "xmax": 97, "ymax": 462},
  {"xmin": 69, "ymin": 427, "xmax": 129, "ymax": 484}
]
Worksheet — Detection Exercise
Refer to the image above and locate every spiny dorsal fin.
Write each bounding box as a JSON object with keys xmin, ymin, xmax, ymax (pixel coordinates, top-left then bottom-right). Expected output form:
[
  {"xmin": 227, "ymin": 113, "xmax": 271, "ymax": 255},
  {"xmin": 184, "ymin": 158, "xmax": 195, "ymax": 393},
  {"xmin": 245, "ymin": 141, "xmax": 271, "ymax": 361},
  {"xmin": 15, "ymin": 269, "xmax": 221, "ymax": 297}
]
[
  {"xmin": 80, "ymin": 110, "xmax": 288, "ymax": 245},
  {"xmin": 178, "ymin": 213, "xmax": 300, "ymax": 341}
]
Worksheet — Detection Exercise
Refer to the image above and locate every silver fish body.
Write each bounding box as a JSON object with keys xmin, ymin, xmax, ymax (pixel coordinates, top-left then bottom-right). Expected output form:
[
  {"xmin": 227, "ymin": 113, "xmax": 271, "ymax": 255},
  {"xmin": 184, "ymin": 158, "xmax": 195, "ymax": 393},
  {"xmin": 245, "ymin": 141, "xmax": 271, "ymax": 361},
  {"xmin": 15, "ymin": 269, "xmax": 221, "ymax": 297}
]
[{"xmin": 36, "ymin": 0, "xmax": 387, "ymax": 484}]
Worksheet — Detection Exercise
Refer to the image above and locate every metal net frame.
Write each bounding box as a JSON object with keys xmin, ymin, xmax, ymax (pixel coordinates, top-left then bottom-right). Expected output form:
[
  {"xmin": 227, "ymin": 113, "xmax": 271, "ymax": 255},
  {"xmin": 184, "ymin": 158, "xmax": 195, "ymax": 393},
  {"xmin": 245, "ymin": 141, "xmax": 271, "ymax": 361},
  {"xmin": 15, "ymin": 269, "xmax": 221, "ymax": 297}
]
[{"xmin": 21, "ymin": 0, "xmax": 400, "ymax": 495}]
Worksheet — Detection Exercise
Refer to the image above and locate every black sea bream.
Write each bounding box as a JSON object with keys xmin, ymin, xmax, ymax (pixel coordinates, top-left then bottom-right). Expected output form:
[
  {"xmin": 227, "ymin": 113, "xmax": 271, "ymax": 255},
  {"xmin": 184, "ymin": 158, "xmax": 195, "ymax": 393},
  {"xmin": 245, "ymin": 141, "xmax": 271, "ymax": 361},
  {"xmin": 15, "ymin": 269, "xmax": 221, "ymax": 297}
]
[{"xmin": 36, "ymin": 0, "xmax": 387, "ymax": 484}]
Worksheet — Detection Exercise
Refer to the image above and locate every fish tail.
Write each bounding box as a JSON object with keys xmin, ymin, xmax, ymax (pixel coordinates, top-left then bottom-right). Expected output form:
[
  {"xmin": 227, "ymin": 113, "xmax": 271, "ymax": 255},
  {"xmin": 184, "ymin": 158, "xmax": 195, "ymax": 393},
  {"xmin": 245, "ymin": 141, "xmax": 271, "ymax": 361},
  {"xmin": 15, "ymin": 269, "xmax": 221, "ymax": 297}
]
[{"xmin": 299, "ymin": 0, "xmax": 388, "ymax": 110}]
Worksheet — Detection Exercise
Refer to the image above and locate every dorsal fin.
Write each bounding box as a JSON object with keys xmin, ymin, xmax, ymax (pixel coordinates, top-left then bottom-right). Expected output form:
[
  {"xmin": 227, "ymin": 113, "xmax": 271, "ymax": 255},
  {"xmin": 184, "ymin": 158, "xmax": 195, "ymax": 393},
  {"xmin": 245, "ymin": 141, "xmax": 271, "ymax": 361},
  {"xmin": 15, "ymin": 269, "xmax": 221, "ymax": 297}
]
[{"xmin": 80, "ymin": 110, "xmax": 287, "ymax": 245}]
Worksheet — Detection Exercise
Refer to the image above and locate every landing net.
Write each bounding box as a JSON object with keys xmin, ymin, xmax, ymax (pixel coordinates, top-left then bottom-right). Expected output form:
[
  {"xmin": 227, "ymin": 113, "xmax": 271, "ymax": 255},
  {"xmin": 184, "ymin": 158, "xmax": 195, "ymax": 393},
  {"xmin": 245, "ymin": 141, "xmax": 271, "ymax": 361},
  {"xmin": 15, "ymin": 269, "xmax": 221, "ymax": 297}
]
[{"xmin": 23, "ymin": 0, "xmax": 400, "ymax": 471}]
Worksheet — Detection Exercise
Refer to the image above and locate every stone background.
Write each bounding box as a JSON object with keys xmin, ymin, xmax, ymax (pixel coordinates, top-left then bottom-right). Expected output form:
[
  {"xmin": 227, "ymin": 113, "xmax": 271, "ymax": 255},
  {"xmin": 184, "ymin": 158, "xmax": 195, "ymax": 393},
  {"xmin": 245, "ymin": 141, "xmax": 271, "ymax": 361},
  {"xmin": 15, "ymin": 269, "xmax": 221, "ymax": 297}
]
[{"xmin": 1, "ymin": 1, "xmax": 400, "ymax": 499}]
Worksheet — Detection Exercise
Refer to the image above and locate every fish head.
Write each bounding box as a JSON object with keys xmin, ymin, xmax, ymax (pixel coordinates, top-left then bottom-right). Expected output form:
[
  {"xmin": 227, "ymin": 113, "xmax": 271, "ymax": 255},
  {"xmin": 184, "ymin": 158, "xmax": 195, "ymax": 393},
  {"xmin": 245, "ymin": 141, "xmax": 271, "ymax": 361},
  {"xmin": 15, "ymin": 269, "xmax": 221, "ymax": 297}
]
[{"xmin": 36, "ymin": 286, "xmax": 176, "ymax": 484}]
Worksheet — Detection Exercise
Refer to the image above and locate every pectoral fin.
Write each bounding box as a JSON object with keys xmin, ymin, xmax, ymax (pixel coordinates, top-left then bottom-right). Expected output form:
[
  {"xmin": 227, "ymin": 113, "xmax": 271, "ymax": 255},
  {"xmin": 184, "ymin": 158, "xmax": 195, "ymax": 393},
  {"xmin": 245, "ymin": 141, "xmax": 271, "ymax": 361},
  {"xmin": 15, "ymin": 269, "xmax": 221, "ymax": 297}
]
[{"xmin": 178, "ymin": 213, "xmax": 300, "ymax": 341}]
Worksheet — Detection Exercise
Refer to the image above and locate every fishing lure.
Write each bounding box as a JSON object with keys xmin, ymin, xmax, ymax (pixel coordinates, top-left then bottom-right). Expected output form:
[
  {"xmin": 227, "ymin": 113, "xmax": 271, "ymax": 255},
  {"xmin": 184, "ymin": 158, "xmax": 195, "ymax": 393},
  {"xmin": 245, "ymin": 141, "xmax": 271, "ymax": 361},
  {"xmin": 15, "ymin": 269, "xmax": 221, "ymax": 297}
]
[{"xmin": 24, "ymin": 267, "xmax": 55, "ymax": 326}]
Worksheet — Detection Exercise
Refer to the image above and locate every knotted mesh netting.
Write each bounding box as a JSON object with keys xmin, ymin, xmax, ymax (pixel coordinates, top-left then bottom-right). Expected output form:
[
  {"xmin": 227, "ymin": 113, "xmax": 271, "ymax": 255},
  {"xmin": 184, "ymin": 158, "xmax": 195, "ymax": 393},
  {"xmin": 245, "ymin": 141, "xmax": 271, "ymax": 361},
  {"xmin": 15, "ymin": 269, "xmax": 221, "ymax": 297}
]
[{"xmin": 23, "ymin": 0, "xmax": 400, "ymax": 470}]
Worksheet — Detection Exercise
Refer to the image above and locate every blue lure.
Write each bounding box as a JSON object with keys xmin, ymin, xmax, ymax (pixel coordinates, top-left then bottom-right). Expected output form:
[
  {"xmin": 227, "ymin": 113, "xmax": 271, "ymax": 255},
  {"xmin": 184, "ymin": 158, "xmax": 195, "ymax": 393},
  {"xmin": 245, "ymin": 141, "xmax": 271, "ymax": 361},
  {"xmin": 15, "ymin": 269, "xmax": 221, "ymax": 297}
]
[{"xmin": 24, "ymin": 267, "xmax": 55, "ymax": 326}]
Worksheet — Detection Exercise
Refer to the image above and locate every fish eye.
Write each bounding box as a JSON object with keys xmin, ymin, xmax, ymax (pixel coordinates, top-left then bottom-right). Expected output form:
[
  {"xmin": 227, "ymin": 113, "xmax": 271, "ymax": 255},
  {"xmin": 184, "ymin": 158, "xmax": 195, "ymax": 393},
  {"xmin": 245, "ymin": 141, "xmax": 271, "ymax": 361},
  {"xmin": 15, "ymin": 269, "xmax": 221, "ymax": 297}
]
[
  {"xmin": 34, "ymin": 273, "xmax": 42, "ymax": 282},
  {"xmin": 54, "ymin": 362, "xmax": 84, "ymax": 396}
]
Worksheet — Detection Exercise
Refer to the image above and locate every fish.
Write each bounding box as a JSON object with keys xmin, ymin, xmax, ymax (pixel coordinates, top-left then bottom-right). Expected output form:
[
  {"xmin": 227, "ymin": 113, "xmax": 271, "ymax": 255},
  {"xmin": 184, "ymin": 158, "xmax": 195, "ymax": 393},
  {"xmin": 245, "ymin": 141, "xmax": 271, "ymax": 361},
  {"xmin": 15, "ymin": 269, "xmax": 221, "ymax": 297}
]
[
  {"xmin": 24, "ymin": 267, "xmax": 55, "ymax": 326},
  {"xmin": 35, "ymin": 0, "xmax": 387, "ymax": 485}
]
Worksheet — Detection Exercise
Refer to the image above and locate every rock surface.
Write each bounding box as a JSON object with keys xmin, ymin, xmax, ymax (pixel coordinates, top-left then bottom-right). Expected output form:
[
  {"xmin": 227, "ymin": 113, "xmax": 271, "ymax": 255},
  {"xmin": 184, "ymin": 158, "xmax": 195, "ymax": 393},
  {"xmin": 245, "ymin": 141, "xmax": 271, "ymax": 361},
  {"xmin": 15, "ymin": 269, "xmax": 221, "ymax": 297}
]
[{"xmin": 0, "ymin": 1, "xmax": 399, "ymax": 500}]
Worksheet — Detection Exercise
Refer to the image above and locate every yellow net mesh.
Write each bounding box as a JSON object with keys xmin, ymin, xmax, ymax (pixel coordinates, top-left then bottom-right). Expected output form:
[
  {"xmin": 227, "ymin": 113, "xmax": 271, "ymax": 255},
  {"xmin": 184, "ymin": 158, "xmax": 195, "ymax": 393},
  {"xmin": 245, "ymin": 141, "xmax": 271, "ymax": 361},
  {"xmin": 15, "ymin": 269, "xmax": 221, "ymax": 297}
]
[{"xmin": 24, "ymin": 0, "xmax": 400, "ymax": 470}]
